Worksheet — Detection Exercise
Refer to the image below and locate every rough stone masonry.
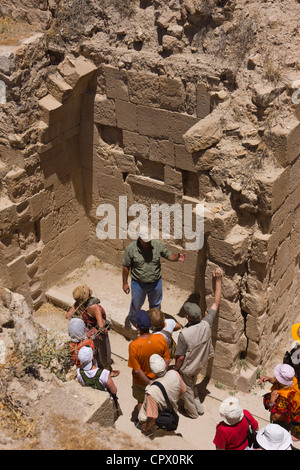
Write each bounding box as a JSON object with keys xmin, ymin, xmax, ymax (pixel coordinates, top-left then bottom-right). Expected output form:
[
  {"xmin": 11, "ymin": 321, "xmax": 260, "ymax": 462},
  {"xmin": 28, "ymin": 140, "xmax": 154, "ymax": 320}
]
[{"xmin": 0, "ymin": 0, "xmax": 300, "ymax": 390}]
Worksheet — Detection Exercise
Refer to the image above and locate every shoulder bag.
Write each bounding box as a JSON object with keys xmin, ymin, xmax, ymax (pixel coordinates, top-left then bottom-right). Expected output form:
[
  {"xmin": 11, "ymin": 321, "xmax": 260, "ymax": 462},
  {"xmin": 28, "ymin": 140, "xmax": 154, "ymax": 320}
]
[{"xmin": 151, "ymin": 381, "xmax": 179, "ymax": 431}]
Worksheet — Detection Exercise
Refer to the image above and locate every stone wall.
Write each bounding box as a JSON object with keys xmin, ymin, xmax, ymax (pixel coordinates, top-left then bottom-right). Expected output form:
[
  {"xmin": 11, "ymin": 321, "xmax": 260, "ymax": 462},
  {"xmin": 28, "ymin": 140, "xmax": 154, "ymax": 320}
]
[{"xmin": 0, "ymin": 16, "xmax": 300, "ymax": 388}]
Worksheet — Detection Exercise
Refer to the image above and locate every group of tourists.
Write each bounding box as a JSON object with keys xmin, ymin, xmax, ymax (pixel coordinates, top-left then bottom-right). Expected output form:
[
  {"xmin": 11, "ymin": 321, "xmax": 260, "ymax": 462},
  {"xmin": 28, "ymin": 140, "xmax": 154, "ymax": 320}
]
[{"xmin": 65, "ymin": 229, "xmax": 300, "ymax": 450}]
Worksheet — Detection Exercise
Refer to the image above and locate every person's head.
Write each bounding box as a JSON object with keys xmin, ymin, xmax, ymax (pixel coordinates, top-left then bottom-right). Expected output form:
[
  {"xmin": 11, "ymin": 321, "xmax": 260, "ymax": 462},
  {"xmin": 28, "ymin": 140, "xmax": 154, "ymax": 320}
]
[
  {"xmin": 68, "ymin": 318, "xmax": 87, "ymax": 342},
  {"xmin": 219, "ymin": 397, "xmax": 244, "ymax": 425},
  {"xmin": 148, "ymin": 308, "xmax": 165, "ymax": 331},
  {"xmin": 72, "ymin": 284, "xmax": 91, "ymax": 304},
  {"xmin": 78, "ymin": 345, "xmax": 94, "ymax": 371},
  {"xmin": 149, "ymin": 354, "xmax": 167, "ymax": 378},
  {"xmin": 256, "ymin": 424, "xmax": 292, "ymax": 450},
  {"xmin": 183, "ymin": 302, "xmax": 201, "ymax": 322},
  {"xmin": 135, "ymin": 310, "xmax": 152, "ymax": 333},
  {"xmin": 138, "ymin": 225, "xmax": 152, "ymax": 250},
  {"xmin": 274, "ymin": 363, "xmax": 295, "ymax": 387}
]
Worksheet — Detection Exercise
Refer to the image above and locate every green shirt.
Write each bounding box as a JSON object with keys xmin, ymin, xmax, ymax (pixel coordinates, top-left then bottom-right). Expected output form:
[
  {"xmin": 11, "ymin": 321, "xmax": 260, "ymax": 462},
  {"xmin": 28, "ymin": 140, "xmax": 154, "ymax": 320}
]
[{"xmin": 123, "ymin": 239, "xmax": 172, "ymax": 283}]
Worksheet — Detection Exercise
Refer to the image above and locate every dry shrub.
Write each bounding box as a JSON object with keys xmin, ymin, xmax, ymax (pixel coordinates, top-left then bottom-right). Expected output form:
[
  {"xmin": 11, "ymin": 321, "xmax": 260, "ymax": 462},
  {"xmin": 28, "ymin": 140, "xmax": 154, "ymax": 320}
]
[
  {"xmin": 0, "ymin": 396, "xmax": 37, "ymax": 440},
  {"xmin": 48, "ymin": 414, "xmax": 145, "ymax": 450}
]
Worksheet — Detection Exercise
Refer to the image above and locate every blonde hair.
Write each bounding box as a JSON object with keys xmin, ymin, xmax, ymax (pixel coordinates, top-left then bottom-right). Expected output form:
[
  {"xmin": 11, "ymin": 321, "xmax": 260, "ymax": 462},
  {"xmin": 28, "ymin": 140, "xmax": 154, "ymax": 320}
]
[{"xmin": 148, "ymin": 308, "xmax": 165, "ymax": 330}]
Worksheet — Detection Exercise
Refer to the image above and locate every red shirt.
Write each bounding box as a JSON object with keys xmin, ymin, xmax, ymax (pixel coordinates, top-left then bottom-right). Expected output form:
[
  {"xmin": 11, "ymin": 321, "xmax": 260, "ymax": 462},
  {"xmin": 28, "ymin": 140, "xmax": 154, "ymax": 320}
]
[
  {"xmin": 69, "ymin": 339, "xmax": 95, "ymax": 367},
  {"xmin": 213, "ymin": 410, "xmax": 258, "ymax": 450}
]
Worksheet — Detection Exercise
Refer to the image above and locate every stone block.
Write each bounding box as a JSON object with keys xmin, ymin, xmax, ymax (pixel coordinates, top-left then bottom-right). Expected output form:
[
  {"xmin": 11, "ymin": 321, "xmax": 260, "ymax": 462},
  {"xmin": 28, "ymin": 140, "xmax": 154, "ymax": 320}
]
[
  {"xmin": 210, "ymin": 365, "xmax": 239, "ymax": 388},
  {"xmin": 241, "ymin": 292, "xmax": 267, "ymax": 317},
  {"xmin": 205, "ymin": 261, "xmax": 241, "ymax": 300},
  {"xmin": 37, "ymin": 380, "xmax": 120, "ymax": 428},
  {"xmin": 277, "ymin": 262, "xmax": 295, "ymax": 298},
  {"xmin": 195, "ymin": 147, "xmax": 219, "ymax": 171},
  {"xmin": 39, "ymin": 111, "xmax": 82, "ymax": 145},
  {"xmin": 264, "ymin": 115, "xmax": 300, "ymax": 166},
  {"xmin": 149, "ymin": 138, "xmax": 175, "ymax": 166},
  {"xmin": 245, "ymin": 312, "xmax": 266, "ymax": 341},
  {"xmin": 246, "ymin": 339, "xmax": 262, "ymax": 366},
  {"xmin": 0, "ymin": 51, "xmax": 15, "ymax": 76},
  {"xmin": 206, "ymin": 209, "xmax": 238, "ymax": 239},
  {"xmin": 113, "ymin": 152, "xmax": 136, "ymax": 174},
  {"xmin": 58, "ymin": 198, "xmax": 86, "ymax": 232},
  {"xmin": 0, "ymin": 198, "xmax": 18, "ymax": 236},
  {"xmin": 115, "ymin": 99, "xmax": 138, "ymax": 132},
  {"xmin": 29, "ymin": 189, "xmax": 53, "ymax": 220},
  {"xmin": 250, "ymin": 230, "xmax": 272, "ymax": 263},
  {"xmin": 169, "ymin": 113, "xmax": 199, "ymax": 145},
  {"xmin": 183, "ymin": 108, "xmax": 223, "ymax": 153},
  {"xmin": 213, "ymin": 337, "xmax": 247, "ymax": 369},
  {"xmin": 6, "ymin": 256, "xmax": 28, "ymax": 291},
  {"xmin": 94, "ymin": 95, "xmax": 116, "ymax": 127},
  {"xmin": 255, "ymin": 166, "xmax": 290, "ymax": 214},
  {"xmin": 58, "ymin": 56, "xmax": 97, "ymax": 94},
  {"xmin": 46, "ymin": 72, "xmax": 73, "ymax": 104},
  {"xmin": 236, "ymin": 364, "xmax": 258, "ymax": 393},
  {"xmin": 137, "ymin": 105, "xmax": 170, "ymax": 139},
  {"xmin": 213, "ymin": 315, "xmax": 244, "ymax": 343},
  {"xmin": 39, "ymin": 237, "xmax": 64, "ymax": 272},
  {"xmin": 40, "ymin": 211, "xmax": 61, "ymax": 244},
  {"xmin": 207, "ymin": 225, "xmax": 250, "ymax": 266},
  {"xmin": 196, "ymin": 82, "xmax": 211, "ymax": 119},
  {"xmin": 122, "ymin": 130, "xmax": 149, "ymax": 158},
  {"xmin": 103, "ymin": 65, "xmax": 128, "ymax": 101},
  {"xmin": 164, "ymin": 165, "xmax": 183, "ymax": 191},
  {"xmin": 127, "ymin": 70, "xmax": 159, "ymax": 107},
  {"xmin": 174, "ymin": 144, "xmax": 196, "ymax": 172},
  {"xmin": 39, "ymin": 94, "xmax": 62, "ymax": 125},
  {"xmin": 206, "ymin": 295, "xmax": 242, "ymax": 321},
  {"xmin": 159, "ymin": 76, "xmax": 185, "ymax": 111}
]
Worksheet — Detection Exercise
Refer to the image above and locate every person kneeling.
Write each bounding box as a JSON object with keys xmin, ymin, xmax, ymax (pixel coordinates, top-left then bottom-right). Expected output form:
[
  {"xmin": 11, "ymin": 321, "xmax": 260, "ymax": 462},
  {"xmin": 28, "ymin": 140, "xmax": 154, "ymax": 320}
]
[{"xmin": 137, "ymin": 354, "xmax": 186, "ymax": 433}]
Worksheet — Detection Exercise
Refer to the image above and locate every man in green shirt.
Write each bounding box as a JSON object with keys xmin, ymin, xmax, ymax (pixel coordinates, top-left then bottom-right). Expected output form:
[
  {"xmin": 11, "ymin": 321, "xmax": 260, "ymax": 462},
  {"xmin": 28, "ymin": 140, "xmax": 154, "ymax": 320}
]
[{"xmin": 122, "ymin": 231, "xmax": 186, "ymax": 328}]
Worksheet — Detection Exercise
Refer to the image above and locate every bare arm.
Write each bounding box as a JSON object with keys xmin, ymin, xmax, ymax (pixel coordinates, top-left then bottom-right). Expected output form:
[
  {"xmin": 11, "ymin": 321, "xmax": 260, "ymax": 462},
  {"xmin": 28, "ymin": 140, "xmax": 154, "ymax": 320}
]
[
  {"xmin": 89, "ymin": 304, "xmax": 106, "ymax": 329},
  {"xmin": 211, "ymin": 267, "xmax": 223, "ymax": 312},
  {"xmin": 122, "ymin": 265, "xmax": 130, "ymax": 293},
  {"xmin": 66, "ymin": 304, "xmax": 76, "ymax": 319},
  {"xmin": 133, "ymin": 369, "xmax": 152, "ymax": 386},
  {"xmin": 106, "ymin": 375, "xmax": 117, "ymax": 395},
  {"xmin": 168, "ymin": 253, "xmax": 187, "ymax": 262},
  {"xmin": 174, "ymin": 355, "xmax": 185, "ymax": 372}
]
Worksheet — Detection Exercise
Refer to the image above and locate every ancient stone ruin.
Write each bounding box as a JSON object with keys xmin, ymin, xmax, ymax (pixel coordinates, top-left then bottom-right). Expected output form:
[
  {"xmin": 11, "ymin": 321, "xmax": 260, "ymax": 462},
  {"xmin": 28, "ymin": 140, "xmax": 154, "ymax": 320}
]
[{"xmin": 0, "ymin": 0, "xmax": 300, "ymax": 390}]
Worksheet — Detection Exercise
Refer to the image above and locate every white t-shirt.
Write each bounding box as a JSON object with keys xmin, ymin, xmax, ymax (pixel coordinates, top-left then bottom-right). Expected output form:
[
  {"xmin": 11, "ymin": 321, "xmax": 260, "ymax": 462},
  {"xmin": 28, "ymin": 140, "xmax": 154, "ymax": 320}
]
[
  {"xmin": 153, "ymin": 318, "xmax": 176, "ymax": 347},
  {"xmin": 77, "ymin": 367, "xmax": 110, "ymax": 391}
]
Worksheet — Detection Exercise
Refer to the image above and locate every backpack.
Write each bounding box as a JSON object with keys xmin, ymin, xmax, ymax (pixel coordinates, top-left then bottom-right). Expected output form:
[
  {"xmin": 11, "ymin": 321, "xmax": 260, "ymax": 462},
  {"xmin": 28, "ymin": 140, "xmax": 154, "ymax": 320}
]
[{"xmin": 79, "ymin": 368, "xmax": 105, "ymax": 391}]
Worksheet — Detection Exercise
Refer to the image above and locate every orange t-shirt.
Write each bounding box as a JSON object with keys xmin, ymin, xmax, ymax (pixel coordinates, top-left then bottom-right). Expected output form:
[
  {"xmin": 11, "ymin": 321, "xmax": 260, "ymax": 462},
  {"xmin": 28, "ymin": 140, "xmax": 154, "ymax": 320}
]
[{"xmin": 128, "ymin": 334, "xmax": 170, "ymax": 385}]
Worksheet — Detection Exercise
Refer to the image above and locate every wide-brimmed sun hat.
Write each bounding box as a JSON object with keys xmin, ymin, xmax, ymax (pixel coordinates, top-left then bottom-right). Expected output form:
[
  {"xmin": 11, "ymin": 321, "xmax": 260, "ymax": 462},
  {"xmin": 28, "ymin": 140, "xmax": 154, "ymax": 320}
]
[
  {"xmin": 256, "ymin": 424, "xmax": 292, "ymax": 450},
  {"xmin": 72, "ymin": 284, "xmax": 90, "ymax": 303}
]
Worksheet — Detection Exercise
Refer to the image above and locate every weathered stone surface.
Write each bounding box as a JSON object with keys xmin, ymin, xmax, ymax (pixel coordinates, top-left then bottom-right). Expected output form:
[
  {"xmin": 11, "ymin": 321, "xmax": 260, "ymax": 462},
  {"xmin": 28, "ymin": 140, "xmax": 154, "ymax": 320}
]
[
  {"xmin": 183, "ymin": 108, "xmax": 223, "ymax": 152},
  {"xmin": 208, "ymin": 225, "xmax": 250, "ymax": 266},
  {"xmin": 264, "ymin": 116, "xmax": 300, "ymax": 166}
]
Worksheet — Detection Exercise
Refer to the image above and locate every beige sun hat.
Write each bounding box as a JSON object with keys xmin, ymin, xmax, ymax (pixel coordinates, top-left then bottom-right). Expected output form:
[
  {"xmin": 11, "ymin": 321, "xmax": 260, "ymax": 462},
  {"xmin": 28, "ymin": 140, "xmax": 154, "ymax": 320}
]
[
  {"xmin": 72, "ymin": 284, "xmax": 90, "ymax": 303},
  {"xmin": 219, "ymin": 397, "xmax": 244, "ymax": 425}
]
